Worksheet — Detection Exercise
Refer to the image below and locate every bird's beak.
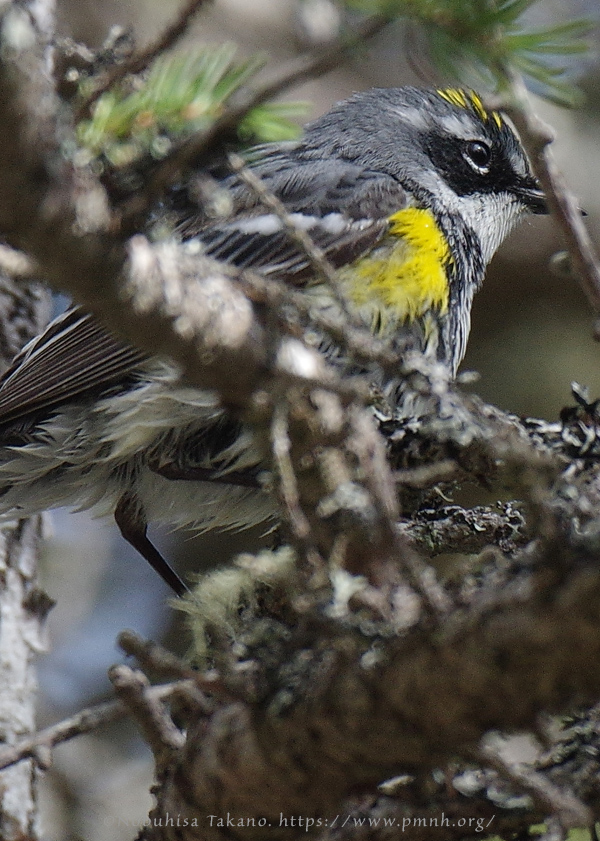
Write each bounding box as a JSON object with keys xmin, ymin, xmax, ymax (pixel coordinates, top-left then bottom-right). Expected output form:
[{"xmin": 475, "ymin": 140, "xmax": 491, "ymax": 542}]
[{"xmin": 513, "ymin": 179, "xmax": 548, "ymax": 214}]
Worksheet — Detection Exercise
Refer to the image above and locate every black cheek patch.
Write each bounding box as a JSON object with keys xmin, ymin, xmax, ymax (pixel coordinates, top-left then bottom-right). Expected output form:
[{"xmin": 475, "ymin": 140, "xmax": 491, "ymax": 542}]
[{"xmin": 424, "ymin": 131, "xmax": 526, "ymax": 199}]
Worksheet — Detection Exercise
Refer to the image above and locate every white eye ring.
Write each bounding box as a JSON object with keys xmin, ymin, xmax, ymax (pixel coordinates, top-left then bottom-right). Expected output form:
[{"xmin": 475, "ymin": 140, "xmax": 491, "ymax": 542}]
[{"xmin": 463, "ymin": 140, "xmax": 492, "ymax": 174}]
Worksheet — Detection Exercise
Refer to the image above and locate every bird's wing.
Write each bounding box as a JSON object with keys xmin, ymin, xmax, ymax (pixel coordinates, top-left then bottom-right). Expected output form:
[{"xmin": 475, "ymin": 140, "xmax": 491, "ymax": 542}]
[
  {"xmin": 195, "ymin": 213, "xmax": 389, "ymax": 280},
  {"xmin": 0, "ymin": 154, "xmax": 408, "ymax": 424},
  {"xmin": 0, "ymin": 308, "xmax": 147, "ymax": 424},
  {"xmin": 176, "ymin": 155, "xmax": 408, "ymax": 279}
]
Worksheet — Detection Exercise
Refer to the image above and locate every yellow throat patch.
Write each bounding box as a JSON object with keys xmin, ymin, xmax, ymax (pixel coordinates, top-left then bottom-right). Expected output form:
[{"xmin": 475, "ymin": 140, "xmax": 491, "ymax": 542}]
[{"xmin": 343, "ymin": 207, "xmax": 452, "ymax": 331}]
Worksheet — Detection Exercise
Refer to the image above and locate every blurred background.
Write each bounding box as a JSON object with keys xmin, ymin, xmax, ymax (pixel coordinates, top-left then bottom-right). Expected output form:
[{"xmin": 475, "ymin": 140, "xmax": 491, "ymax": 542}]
[{"xmin": 38, "ymin": 1, "xmax": 600, "ymax": 838}]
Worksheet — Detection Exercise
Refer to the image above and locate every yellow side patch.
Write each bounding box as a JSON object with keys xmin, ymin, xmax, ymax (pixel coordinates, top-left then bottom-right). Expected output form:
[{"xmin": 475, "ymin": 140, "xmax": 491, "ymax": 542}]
[{"xmin": 343, "ymin": 208, "xmax": 451, "ymax": 330}]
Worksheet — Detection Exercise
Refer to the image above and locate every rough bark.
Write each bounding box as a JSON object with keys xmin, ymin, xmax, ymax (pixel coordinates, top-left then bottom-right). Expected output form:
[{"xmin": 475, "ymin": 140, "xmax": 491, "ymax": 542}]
[
  {"xmin": 0, "ymin": 516, "xmax": 50, "ymax": 841},
  {"xmin": 0, "ymin": 278, "xmax": 53, "ymax": 839},
  {"xmin": 0, "ymin": 4, "xmax": 55, "ymax": 837}
]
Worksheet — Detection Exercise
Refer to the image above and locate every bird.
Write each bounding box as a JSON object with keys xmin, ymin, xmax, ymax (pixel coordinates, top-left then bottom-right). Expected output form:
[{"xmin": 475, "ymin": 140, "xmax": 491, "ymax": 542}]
[{"xmin": 0, "ymin": 86, "xmax": 546, "ymax": 595}]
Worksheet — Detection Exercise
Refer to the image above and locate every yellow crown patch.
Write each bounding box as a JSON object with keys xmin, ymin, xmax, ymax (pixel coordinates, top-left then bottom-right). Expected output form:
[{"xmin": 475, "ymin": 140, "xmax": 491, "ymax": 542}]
[{"xmin": 436, "ymin": 88, "xmax": 502, "ymax": 128}]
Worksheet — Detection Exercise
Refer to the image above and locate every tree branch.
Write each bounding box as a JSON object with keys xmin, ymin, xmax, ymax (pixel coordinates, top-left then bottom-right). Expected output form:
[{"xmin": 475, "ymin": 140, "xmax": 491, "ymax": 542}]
[
  {"xmin": 495, "ymin": 68, "xmax": 600, "ymax": 319},
  {"xmin": 0, "ymin": 680, "xmax": 194, "ymax": 772},
  {"xmin": 75, "ymin": 0, "xmax": 213, "ymax": 121},
  {"xmin": 117, "ymin": 14, "xmax": 390, "ymax": 230},
  {"xmin": 4, "ymin": 4, "xmax": 600, "ymax": 839}
]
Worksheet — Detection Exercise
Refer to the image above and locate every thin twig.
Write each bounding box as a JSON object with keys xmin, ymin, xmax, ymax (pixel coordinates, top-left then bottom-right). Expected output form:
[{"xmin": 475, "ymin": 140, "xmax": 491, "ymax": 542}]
[
  {"xmin": 118, "ymin": 14, "xmax": 389, "ymax": 229},
  {"xmin": 236, "ymin": 264, "xmax": 398, "ymax": 375},
  {"xmin": 118, "ymin": 630, "xmax": 196, "ymax": 680},
  {"xmin": 118, "ymin": 630, "xmax": 232, "ymax": 705},
  {"xmin": 228, "ymin": 152, "xmax": 410, "ymax": 383},
  {"xmin": 271, "ymin": 402, "xmax": 312, "ymax": 542},
  {"xmin": 228, "ymin": 153, "xmax": 363, "ymax": 332},
  {"xmin": 0, "ymin": 680, "xmax": 194, "ymax": 772},
  {"xmin": 109, "ymin": 665, "xmax": 185, "ymax": 758},
  {"xmin": 75, "ymin": 0, "xmax": 212, "ymax": 122},
  {"xmin": 394, "ymin": 459, "xmax": 459, "ymax": 488},
  {"xmin": 496, "ymin": 68, "xmax": 600, "ymax": 321},
  {"xmin": 477, "ymin": 741, "xmax": 591, "ymax": 831}
]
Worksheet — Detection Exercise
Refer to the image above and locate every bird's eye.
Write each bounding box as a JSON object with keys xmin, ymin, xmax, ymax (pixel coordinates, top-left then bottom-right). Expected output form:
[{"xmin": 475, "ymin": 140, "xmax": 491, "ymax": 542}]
[{"xmin": 463, "ymin": 140, "xmax": 492, "ymax": 173}]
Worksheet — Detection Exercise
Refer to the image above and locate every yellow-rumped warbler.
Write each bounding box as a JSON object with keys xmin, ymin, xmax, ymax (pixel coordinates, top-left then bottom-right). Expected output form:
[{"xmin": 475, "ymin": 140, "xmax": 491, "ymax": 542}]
[{"xmin": 0, "ymin": 87, "xmax": 546, "ymax": 595}]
